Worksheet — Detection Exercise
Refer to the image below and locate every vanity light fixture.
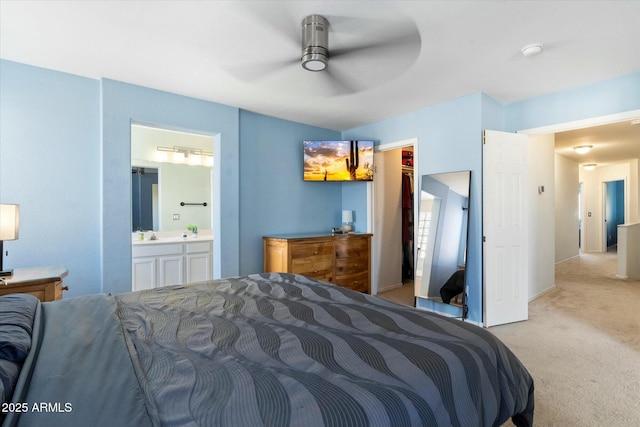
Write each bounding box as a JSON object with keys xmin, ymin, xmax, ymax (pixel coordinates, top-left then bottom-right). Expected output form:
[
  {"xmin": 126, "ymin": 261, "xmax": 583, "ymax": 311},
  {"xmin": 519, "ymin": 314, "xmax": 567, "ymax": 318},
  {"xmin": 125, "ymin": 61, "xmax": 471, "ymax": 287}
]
[
  {"xmin": 582, "ymin": 163, "xmax": 597, "ymax": 171},
  {"xmin": 573, "ymin": 145, "xmax": 593, "ymax": 154},
  {"xmin": 156, "ymin": 146, "xmax": 214, "ymax": 166}
]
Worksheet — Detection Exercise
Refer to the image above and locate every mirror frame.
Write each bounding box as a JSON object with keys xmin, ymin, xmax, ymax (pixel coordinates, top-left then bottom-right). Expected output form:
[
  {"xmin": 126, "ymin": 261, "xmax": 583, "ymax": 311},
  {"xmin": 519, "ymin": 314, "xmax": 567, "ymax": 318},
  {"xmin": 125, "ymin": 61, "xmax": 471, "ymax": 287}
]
[
  {"xmin": 130, "ymin": 124, "xmax": 214, "ymax": 234},
  {"xmin": 415, "ymin": 170, "xmax": 470, "ymax": 319}
]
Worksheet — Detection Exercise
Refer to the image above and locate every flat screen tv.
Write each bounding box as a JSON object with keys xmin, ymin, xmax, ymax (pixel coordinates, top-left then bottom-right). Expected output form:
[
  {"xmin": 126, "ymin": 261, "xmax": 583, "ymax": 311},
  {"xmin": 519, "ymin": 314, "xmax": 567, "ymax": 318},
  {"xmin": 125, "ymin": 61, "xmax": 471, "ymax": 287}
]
[{"xmin": 303, "ymin": 140, "xmax": 374, "ymax": 181}]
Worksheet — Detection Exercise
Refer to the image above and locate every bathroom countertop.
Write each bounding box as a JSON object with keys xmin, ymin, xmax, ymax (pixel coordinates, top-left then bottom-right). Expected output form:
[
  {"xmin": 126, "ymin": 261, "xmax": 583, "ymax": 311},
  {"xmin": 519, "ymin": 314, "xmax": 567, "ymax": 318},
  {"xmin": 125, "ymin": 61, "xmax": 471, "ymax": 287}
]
[{"xmin": 132, "ymin": 235, "xmax": 213, "ymax": 245}]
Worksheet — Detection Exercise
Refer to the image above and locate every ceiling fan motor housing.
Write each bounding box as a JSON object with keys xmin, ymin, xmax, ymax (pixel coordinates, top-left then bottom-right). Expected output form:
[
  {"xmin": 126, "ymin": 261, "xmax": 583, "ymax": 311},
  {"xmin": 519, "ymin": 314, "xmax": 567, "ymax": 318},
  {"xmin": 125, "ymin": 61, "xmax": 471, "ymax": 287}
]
[{"xmin": 301, "ymin": 15, "xmax": 329, "ymax": 71}]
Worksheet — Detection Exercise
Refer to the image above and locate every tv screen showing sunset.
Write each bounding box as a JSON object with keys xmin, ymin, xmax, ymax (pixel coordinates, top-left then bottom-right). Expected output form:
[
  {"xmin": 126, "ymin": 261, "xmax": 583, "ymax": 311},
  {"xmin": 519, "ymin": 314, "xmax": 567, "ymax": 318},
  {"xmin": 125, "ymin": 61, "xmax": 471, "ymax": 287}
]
[{"xmin": 303, "ymin": 140, "xmax": 374, "ymax": 181}]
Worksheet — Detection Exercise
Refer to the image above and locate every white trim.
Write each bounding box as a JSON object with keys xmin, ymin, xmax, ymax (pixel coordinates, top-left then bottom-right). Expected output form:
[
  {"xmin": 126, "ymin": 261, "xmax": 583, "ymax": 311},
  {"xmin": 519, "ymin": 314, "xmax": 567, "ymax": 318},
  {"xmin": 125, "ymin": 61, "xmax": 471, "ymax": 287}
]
[
  {"xmin": 366, "ymin": 181, "xmax": 373, "ymax": 234},
  {"xmin": 518, "ymin": 109, "xmax": 640, "ymax": 135},
  {"xmin": 376, "ymin": 138, "xmax": 419, "ymax": 152},
  {"xmin": 378, "ymin": 282, "xmax": 404, "ymax": 293},
  {"xmin": 529, "ymin": 284, "xmax": 556, "ymax": 302},
  {"xmin": 367, "ymin": 138, "xmax": 420, "ymax": 237},
  {"xmin": 370, "ymin": 137, "xmax": 419, "ymax": 295}
]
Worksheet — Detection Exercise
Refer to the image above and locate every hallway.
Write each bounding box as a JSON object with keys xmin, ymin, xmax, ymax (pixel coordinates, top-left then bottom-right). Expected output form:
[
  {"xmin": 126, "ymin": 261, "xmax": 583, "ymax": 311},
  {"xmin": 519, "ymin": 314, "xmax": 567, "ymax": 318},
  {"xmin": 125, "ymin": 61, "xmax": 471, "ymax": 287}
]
[{"xmin": 492, "ymin": 252, "xmax": 640, "ymax": 426}]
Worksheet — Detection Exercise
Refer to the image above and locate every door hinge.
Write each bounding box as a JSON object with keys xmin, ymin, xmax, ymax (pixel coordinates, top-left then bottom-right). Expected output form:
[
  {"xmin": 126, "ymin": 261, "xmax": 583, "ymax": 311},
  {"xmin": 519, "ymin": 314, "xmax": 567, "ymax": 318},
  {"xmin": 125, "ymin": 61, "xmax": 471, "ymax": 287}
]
[{"xmin": 483, "ymin": 236, "xmax": 486, "ymax": 243}]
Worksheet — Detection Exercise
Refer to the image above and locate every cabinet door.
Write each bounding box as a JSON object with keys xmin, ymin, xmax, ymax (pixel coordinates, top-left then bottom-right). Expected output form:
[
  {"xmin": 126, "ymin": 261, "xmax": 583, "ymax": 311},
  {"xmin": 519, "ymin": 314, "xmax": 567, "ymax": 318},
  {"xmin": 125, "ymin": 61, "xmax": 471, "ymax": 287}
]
[
  {"xmin": 158, "ymin": 255, "xmax": 184, "ymax": 287},
  {"xmin": 132, "ymin": 257, "xmax": 156, "ymax": 291},
  {"xmin": 186, "ymin": 253, "xmax": 211, "ymax": 283}
]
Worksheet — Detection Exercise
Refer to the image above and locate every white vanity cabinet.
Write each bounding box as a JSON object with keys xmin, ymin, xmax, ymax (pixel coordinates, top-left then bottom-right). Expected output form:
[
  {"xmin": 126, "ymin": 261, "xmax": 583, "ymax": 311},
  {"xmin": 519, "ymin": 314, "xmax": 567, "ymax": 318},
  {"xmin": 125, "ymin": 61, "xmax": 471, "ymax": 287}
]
[
  {"xmin": 185, "ymin": 241, "xmax": 213, "ymax": 283},
  {"xmin": 132, "ymin": 240, "xmax": 213, "ymax": 291}
]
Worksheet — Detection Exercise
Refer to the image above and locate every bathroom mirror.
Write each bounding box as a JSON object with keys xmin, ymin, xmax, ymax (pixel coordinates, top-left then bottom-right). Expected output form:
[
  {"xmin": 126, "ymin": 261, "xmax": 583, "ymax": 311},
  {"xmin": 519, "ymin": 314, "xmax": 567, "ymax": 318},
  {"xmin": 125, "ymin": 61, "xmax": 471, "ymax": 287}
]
[
  {"xmin": 131, "ymin": 124, "xmax": 213, "ymax": 232},
  {"xmin": 415, "ymin": 170, "xmax": 470, "ymax": 318}
]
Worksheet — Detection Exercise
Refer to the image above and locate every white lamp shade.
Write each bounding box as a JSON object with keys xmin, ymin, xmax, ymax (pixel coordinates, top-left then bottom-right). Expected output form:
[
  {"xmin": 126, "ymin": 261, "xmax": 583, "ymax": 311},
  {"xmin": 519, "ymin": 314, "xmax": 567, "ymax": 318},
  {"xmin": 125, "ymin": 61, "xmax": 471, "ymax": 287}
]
[
  {"xmin": 342, "ymin": 210, "xmax": 353, "ymax": 223},
  {"xmin": 0, "ymin": 204, "xmax": 19, "ymax": 240}
]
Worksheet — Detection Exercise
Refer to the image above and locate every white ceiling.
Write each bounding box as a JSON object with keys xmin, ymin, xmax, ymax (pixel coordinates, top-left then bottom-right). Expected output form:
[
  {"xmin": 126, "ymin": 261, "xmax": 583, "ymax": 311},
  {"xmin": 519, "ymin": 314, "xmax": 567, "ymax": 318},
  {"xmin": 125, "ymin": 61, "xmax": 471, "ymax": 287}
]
[
  {"xmin": 1, "ymin": 1, "xmax": 639, "ymax": 163},
  {"xmin": 555, "ymin": 120, "xmax": 640, "ymax": 168}
]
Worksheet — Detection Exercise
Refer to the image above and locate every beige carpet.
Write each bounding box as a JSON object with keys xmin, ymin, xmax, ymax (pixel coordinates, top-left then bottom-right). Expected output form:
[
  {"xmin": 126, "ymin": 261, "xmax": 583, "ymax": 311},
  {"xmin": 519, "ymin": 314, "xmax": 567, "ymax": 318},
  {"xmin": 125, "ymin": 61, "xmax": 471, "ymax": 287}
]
[{"xmin": 491, "ymin": 252, "xmax": 640, "ymax": 427}]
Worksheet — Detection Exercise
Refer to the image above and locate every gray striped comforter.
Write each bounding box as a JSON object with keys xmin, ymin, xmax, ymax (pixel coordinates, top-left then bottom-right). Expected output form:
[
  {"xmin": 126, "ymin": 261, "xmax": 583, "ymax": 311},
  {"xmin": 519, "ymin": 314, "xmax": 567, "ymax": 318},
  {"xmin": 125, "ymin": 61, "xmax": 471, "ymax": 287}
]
[{"xmin": 116, "ymin": 273, "xmax": 534, "ymax": 427}]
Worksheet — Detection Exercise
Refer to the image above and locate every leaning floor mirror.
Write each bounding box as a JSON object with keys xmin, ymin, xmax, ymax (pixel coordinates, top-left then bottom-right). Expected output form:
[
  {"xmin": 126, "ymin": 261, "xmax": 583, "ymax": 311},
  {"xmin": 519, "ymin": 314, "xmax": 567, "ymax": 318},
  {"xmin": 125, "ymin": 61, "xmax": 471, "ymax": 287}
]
[{"xmin": 415, "ymin": 170, "xmax": 470, "ymax": 319}]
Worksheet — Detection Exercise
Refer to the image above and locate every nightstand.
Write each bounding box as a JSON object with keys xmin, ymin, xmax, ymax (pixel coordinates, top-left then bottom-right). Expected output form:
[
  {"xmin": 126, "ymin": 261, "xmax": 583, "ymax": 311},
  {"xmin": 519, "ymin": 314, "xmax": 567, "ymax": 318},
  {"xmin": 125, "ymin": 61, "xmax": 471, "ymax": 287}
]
[{"xmin": 0, "ymin": 266, "xmax": 69, "ymax": 302}]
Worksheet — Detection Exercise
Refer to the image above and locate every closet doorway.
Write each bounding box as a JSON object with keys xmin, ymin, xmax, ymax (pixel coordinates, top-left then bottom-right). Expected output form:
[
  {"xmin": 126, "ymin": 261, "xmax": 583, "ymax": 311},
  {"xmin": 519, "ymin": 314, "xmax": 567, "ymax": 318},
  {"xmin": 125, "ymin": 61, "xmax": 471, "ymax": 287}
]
[{"xmin": 370, "ymin": 138, "xmax": 418, "ymax": 297}]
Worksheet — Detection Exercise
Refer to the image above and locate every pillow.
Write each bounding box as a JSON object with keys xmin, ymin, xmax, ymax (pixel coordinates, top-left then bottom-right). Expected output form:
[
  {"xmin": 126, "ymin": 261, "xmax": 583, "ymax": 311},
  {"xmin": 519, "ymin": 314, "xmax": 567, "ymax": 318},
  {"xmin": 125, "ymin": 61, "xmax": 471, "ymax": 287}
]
[
  {"xmin": 0, "ymin": 293, "xmax": 39, "ymax": 336},
  {"xmin": 0, "ymin": 293, "xmax": 39, "ymax": 404}
]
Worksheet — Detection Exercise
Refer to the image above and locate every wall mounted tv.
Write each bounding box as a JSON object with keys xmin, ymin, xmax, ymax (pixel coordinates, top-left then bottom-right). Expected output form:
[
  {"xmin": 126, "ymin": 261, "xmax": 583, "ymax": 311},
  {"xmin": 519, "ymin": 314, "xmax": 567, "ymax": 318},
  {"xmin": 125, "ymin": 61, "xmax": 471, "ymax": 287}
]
[{"xmin": 303, "ymin": 140, "xmax": 374, "ymax": 181}]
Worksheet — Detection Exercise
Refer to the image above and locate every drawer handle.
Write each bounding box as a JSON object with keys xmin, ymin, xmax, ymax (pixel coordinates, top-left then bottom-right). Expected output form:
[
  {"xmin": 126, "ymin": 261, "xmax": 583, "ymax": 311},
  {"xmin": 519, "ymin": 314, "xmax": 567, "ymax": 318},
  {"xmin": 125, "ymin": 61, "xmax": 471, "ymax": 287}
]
[{"xmin": 314, "ymin": 251, "xmax": 318, "ymax": 255}]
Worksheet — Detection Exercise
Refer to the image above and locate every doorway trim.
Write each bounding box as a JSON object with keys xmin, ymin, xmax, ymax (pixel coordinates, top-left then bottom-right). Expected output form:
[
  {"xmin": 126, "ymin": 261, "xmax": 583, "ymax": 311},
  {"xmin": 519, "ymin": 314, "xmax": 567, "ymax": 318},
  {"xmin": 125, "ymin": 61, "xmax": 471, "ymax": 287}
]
[
  {"xmin": 517, "ymin": 109, "xmax": 639, "ymax": 257},
  {"xmin": 517, "ymin": 110, "xmax": 640, "ymax": 136},
  {"xmin": 368, "ymin": 138, "xmax": 418, "ymax": 295}
]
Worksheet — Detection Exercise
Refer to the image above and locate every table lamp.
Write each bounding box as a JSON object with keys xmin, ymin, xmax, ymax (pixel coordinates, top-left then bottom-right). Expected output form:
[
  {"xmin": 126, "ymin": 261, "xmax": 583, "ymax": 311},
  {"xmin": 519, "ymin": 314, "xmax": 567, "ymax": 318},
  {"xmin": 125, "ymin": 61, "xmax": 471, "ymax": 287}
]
[
  {"xmin": 342, "ymin": 210, "xmax": 354, "ymax": 232},
  {"xmin": 0, "ymin": 204, "xmax": 20, "ymax": 277}
]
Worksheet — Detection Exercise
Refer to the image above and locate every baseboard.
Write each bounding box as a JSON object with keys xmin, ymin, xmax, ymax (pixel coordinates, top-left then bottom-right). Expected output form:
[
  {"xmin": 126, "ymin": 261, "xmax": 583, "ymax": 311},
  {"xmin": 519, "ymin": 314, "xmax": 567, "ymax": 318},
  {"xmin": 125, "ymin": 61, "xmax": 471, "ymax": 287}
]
[
  {"xmin": 529, "ymin": 284, "xmax": 556, "ymax": 302},
  {"xmin": 555, "ymin": 254, "xmax": 580, "ymax": 265},
  {"xmin": 377, "ymin": 282, "xmax": 404, "ymax": 293}
]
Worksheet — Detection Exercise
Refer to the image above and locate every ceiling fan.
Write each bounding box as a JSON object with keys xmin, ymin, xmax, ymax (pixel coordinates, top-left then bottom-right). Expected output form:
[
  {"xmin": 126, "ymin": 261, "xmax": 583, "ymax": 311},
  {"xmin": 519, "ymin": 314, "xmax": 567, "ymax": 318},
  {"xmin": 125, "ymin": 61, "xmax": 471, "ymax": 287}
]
[
  {"xmin": 227, "ymin": 10, "xmax": 422, "ymax": 96},
  {"xmin": 301, "ymin": 15, "xmax": 330, "ymax": 72}
]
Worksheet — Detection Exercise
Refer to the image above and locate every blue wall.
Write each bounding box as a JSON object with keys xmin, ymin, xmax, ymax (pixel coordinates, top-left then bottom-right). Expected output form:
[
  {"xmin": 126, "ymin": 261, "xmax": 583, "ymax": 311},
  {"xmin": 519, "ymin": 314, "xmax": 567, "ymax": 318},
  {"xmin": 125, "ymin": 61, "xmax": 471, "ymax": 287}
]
[
  {"xmin": 2, "ymin": 58, "xmax": 638, "ymax": 323},
  {"xmin": 0, "ymin": 60, "xmax": 101, "ymax": 297},
  {"xmin": 506, "ymin": 73, "xmax": 640, "ymax": 131},
  {"xmin": 238, "ymin": 111, "xmax": 341, "ymax": 274},
  {"xmin": 605, "ymin": 180, "xmax": 625, "ymax": 247},
  {"xmin": 344, "ymin": 93, "xmax": 489, "ymax": 322},
  {"xmin": 100, "ymin": 79, "xmax": 240, "ymax": 294}
]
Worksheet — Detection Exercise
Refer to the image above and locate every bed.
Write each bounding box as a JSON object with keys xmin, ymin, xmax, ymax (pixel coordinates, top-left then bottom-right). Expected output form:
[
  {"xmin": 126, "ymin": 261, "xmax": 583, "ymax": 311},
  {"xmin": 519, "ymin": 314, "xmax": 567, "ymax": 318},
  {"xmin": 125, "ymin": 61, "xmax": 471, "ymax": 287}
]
[{"xmin": 1, "ymin": 273, "xmax": 533, "ymax": 427}]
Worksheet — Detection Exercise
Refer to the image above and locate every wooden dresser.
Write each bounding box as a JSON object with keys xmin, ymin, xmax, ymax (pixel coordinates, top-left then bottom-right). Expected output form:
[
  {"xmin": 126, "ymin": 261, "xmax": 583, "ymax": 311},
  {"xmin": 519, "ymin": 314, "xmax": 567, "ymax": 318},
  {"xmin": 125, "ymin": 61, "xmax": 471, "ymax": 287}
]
[
  {"xmin": 263, "ymin": 233, "xmax": 372, "ymax": 293},
  {"xmin": 0, "ymin": 266, "xmax": 68, "ymax": 302}
]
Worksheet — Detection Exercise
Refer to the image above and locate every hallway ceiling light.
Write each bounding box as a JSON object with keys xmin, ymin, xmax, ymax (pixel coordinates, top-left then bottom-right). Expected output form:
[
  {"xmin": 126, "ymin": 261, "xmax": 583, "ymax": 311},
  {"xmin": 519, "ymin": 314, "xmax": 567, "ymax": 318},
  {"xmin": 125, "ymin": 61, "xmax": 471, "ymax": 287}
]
[
  {"xmin": 582, "ymin": 163, "xmax": 597, "ymax": 170},
  {"xmin": 521, "ymin": 43, "xmax": 543, "ymax": 57},
  {"xmin": 573, "ymin": 145, "xmax": 593, "ymax": 154}
]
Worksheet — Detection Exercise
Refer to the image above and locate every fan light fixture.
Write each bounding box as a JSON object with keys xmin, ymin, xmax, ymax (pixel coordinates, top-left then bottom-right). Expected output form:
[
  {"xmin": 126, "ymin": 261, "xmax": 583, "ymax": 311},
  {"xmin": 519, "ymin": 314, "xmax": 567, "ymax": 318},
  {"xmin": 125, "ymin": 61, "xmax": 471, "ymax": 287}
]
[
  {"xmin": 301, "ymin": 15, "xmax": 329, "ymax": 71},
  {"xmin": 583, "ymin": 164, "xmax": 597, "ymax": 171},
  {"xmin": 573, "ymin": 145, "xmax": 593, "ymax": 154}
]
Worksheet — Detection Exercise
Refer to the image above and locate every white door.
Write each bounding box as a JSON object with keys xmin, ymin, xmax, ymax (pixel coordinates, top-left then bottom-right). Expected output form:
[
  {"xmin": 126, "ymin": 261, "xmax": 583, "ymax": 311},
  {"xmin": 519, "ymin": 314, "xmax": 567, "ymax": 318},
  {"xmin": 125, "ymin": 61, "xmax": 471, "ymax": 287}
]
[
  {"xmin": 483, "ymin": 130, "xmax": 529, "ymax": 327},
  {"xmin": 372, "ymin": 149, "xmax": 403, "ymax": 294}
]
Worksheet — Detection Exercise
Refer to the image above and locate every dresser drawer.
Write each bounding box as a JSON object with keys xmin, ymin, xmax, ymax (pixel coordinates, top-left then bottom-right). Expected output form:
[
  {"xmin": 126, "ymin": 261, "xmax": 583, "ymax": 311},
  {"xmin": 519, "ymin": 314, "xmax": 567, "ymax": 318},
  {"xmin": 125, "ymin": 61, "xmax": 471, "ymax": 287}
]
[
  {"xmin": 264, "ymin": 234, "xmax": 371, "ymax": 293},
  {"xmin": 291, "ymin": 255, "xmax": 334, "ymax": 281},
  {"xmin": 290, "ymin": 242, "xmax": 334, "ymax": 259},
  {"xmin": 335, "ymin": 238, "xmax": 369, "ymax": 258},
  {"xmin": 335, "ymin": 256, "xmax": 368, "ymax": 276},
  {"xmin": 335, "ymin": 272, "xmax": 369, "ymax": 292}
]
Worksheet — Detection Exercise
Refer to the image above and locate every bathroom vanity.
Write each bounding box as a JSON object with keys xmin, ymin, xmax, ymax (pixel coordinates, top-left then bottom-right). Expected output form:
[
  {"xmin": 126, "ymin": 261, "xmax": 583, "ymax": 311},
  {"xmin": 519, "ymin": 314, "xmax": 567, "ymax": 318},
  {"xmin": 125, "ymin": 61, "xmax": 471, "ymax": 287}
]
[{"xmin": 132, "ymin": 233, "xmax": 213, "ymax": 291}]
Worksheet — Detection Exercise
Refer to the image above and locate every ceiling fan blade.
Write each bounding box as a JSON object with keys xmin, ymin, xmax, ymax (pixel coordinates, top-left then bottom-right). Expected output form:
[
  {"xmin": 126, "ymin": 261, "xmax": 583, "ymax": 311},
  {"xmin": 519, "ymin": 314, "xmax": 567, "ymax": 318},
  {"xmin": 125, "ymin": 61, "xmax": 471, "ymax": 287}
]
[
  {"xmin": 321, "ymin": 68, "xmax": 360, "ymax": 96},
  {"xmin": 330, "ymin": 25, "xmax": 421, "ymax": 59},
  {"xmin": 234, "ymin": 1, "xmax": 298, "ymax": 48},
  {"xmin": 228, "ymin": 58, "xmax": 299, "ymax": 83}
]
